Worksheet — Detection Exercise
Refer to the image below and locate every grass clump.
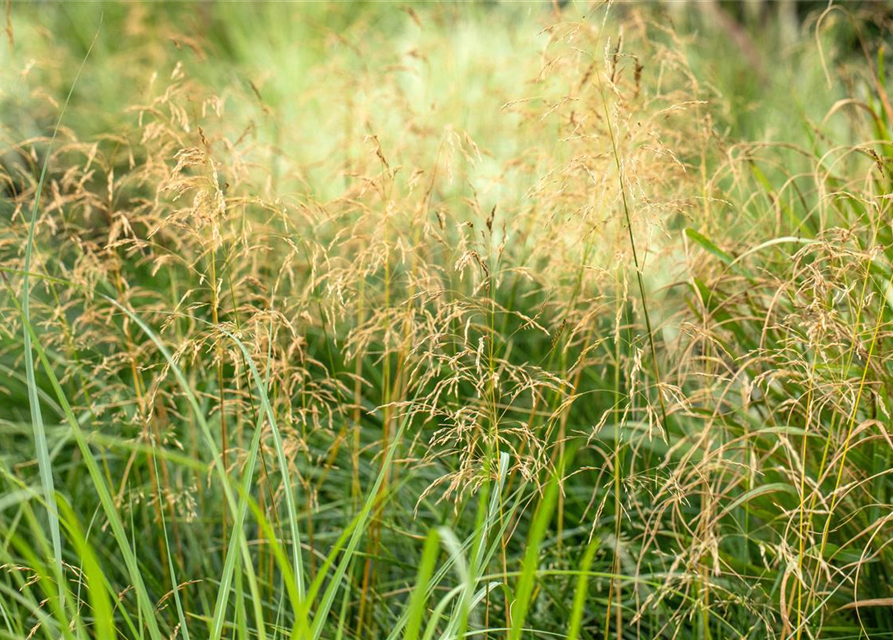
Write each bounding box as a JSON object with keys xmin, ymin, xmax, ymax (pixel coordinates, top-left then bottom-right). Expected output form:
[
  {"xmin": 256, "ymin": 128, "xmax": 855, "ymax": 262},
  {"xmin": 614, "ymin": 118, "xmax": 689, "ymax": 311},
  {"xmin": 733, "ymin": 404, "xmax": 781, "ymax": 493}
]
[{"xmin": 2, "ymin": 2, "xmax": 893, "ymax": 639}]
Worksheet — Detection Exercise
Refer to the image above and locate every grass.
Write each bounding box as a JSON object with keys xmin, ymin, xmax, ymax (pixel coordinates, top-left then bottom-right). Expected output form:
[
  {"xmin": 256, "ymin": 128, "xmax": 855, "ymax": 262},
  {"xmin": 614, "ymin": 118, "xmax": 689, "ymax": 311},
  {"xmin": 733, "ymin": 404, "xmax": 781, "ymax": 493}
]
[{"xmin": 3, "ymin": 1, "xmax": 893, "ymax": 638}]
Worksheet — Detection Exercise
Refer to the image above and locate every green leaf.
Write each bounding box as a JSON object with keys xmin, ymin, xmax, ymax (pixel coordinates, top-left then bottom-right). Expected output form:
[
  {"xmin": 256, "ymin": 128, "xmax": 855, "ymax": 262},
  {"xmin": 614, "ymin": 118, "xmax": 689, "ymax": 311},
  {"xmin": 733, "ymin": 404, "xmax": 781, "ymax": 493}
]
[
  {"xmin": 20, "ymin": 14, "xmax": 101, "ymax": 609},
  {"xmin": 58, "ymin": 498, "xmax": 115, "ymax": 640},
  {"xmin": 5, "ymin": 285, "xmax": 165, "ymax": 640},
  {"xmin": 719, "ymin": 483, "xmax": 797, "ymax": 521},
  {"xmin": 403, "ymin": 529, "xmax": 441, "ymax": 640},
  {"xmin": 508, "ymin": 474, "xmax": 559, "ymax": 640},
  {"xmin": 685, "ymin": 228, "xmax": 733, "ymax": 265},
  {"xmin": 567, "ymin": 536, "xmax": 600, "ymax": 640}
]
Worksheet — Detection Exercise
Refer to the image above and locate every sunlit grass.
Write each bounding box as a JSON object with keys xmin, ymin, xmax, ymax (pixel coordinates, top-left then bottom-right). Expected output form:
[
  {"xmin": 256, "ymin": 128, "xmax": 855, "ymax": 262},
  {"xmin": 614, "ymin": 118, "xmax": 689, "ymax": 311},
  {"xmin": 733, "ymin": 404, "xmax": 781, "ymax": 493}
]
[{"xmin": 2, "ymin": 2, "xmax": 893, "ymax": 639}]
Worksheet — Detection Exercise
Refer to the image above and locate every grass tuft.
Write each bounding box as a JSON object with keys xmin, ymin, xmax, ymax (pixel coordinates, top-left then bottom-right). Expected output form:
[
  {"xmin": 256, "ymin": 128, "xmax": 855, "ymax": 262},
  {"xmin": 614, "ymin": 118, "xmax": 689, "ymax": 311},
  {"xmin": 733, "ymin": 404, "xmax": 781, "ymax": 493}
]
[{"xmin": 3, "ymin": 2, "xmax": 893, "ymax": 639}]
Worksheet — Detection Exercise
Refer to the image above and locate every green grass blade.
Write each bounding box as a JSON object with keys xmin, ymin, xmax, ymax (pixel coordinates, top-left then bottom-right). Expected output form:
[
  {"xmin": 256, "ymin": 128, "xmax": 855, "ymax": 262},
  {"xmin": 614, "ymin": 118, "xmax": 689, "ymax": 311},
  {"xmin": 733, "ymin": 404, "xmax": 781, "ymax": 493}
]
[
  {"xmin": 20, "ymin": 13, "xmax": 100, "ymax": 607},
  {"xmin": 567, "ymin": 536, "xmax": 600, "ymax": 640},
  {"xmin": 404, "ymin": 528, "xmax": 441, "ymax": 640},
  {"xmin": 211, "ymin": 398, "xmax": 268, "ymax": 640},
  {"xmin": 309, "ymin": 408, "xmax": 415, "ymax": 640},
  {"xmin": 150, "ymin": 456, "xmax": 191, "ymax": 640},
  {"xmin": 57, "ymin": 498, "xmax": 114, "ymax": 640},
  {"xmin": 685, "ymin": 228, "xmax": 734, "ymax": 265},
  {"xmin": 97, "ymin": 298, "xmax": 244, "ymax": 639},
  {"xmin": 718, "ymin": 482, "xmax": 797, "ymax": 521},
  {"xmin": 5, "ymin": 288, "xmax": 165, "ymax": 640},
  {"xmin": 214, "ymin": 324, "xmax": 305, "ymax": 602},
  {"xmin": 508, "ymin": 475, "xmax": 559, "ymax": 640},
  {"xmin": 384, "ymin": 456, "xmax": 516, "ymax": 640}
]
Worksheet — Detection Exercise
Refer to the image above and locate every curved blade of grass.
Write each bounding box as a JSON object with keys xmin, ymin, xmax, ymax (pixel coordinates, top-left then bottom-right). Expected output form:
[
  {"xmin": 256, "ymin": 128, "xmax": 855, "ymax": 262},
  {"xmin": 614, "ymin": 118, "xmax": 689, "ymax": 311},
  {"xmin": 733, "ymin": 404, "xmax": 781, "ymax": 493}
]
[
  {"xmin": 717, "ymin": 482, "xmax": 797, "ymax": 521},
  {"xmin": 420, "ymin": 583, "xmax": 465, "ymax": 640},
  {"xmin": 6, "ymin": 289, "xmax": 164, "ymax": 640},
  {"xmin": 20, "ymin": 12, "xmax": 100, "ymax": 606},
  {"xmin": 385, "ymin": 473, "xmax": 525, "ymax": 640},
  {"xmin": 446, "ymin": 454, "xmax": 509, "ymax": 640},
  {"xmin": 728, "ymin": 236, "xmax": 816, "ymax": 267},
  {"xmin": 404, "ymin": 528, "xmax": 441, "ymax": 640},
  {"xmin": 439, "ymin": 583, "xmax": 501, "ymax": 640},
  {"xmin": 8, "ymin": 506, "xmax": 79, "ymax": 640},
  {"xmin": 685, "ymin": 228, "xmax": 734, "ymax": 265},
  {"xmin": 308, "ymin": 407, "xmax": 415, "ymax": 640},
  {"xmin": 567, "ymin": 536, "xmax": 600, "ymax": 640},
  {"xmin": 416, "ymin": 581, "xmax": 500, "ymax": 640},
  {"xmin": 98, "ymin": 298, "xmax": 264, "ymax": 640},
  {"xmin": 7, "ymin": 266, "xmax": 287, "ymax": 638},
  {"xmin": 57, "ymin": 498, "xmax": 114, "ymax": 640},
  {"xmin": 211, "ymin": 392, "xmax": 268, "ymax": 640},
  {"xmin": 508, "ymin": 473, "xmax": 559, "ymax": 640},
  {"xmin": 215, "ymin": 323, "xmax": 305, "ymax": 602},
  {"xmin": 150, "ymin": 455, "xmax": 191, "ymax": 640}
]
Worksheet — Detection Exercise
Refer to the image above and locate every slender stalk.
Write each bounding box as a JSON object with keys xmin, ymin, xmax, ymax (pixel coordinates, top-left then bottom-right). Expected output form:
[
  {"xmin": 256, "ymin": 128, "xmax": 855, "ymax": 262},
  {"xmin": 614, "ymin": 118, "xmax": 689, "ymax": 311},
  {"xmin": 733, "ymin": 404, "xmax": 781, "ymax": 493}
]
[{"xmin": 596, "ymin": 68, "xmax": 669, "ymax": 433}]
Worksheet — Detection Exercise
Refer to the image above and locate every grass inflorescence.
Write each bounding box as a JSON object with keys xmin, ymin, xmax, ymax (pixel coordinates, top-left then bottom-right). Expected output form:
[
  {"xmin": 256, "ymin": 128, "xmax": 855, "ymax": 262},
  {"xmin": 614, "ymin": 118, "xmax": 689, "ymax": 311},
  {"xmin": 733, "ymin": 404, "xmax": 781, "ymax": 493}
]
[{"xmin": 2, "ymin": 2, "xmax": 893, "ymax": 639}]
